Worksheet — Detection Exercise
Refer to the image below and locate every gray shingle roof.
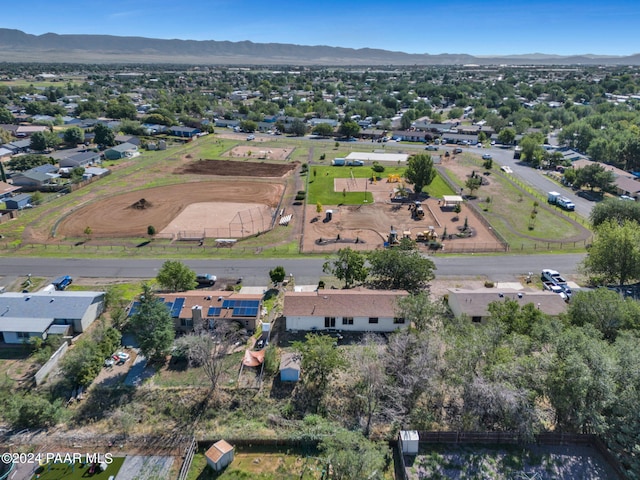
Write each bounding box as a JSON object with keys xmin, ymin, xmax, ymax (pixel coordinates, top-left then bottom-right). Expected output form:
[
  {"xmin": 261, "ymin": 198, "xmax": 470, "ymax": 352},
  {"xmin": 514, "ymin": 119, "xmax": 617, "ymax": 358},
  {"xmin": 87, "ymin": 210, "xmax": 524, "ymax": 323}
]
[{"xmin": 0, "ymin": 291, "xmax": 104, "ymax": 322}]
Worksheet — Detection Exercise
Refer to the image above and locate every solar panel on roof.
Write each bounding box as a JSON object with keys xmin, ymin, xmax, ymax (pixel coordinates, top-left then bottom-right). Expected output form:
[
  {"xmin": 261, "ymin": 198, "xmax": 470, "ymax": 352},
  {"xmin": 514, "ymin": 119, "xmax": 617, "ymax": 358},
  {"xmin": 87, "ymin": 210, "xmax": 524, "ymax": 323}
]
[
  {"xmin": 207, "ymin": 306, "xmax": 222, "ymax": 316},
  {"xmin": 222, "ymin": 299, "xmax": 235, "ymax": 309},
  {"xmin": 232, "ymin": 306, "xmax": 259, "ymax": 317},
  {"xmin": 170, "ymin": 298, "xmax": 185, "ymax": 317},
  {"xmin": 129, "ymin": 301, "xmax": 140, "ymax": 317}
]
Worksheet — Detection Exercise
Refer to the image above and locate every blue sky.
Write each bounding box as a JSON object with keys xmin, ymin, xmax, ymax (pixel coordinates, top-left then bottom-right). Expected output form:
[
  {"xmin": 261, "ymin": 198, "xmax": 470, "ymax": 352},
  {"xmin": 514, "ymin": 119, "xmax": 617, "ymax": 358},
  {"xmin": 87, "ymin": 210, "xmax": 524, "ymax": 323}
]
[{"xmin": 5, "ymin": 0, "xmax": 639, "ymax": 56}]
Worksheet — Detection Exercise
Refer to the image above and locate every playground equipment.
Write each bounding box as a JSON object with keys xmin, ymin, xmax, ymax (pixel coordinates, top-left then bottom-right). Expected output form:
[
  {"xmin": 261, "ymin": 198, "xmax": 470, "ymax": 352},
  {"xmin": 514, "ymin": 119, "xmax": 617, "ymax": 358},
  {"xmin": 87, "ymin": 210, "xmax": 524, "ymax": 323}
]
[
  {"xmin": 416, "ymin": 227, "xmax": 438, "ymax": 242},
  {"xmin": 387, "ymin": 174, "xmax": 402, "ymax": 183},
  {"xmin": 408, "ymin": 201, "xmax": 424, "ymax": 219},
  {"xmin": 403, "ymin": 231, "xmax": 412, "ymax": 240},
  {"xmin": 387, "ymin": 226, "xmax": 399, "ymax": 246}
]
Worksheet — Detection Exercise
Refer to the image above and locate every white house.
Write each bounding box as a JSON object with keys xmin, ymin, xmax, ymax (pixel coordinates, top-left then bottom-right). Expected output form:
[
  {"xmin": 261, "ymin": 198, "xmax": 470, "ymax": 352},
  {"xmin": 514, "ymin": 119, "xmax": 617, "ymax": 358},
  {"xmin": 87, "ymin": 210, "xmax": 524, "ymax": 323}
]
[
  {"xmin": 283, "ymin": 288, "xmax": 409, "ymax": 332},
  {"xmin": 0, "ymin": 291, "xmax": 105, "ymax": 344},
  {"xmin": 205, "ymin": 440, "xmax": 234, "ymax": 472}
]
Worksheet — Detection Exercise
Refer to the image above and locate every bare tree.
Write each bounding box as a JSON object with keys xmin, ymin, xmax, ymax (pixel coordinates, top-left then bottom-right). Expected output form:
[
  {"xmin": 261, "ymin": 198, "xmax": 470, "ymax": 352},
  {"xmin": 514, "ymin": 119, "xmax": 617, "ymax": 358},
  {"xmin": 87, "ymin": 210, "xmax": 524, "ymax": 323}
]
[
  {"xmin": 174, "ymin": 322, "xmax": 243, "ymax": 390},
  {"xmin": 352, "ymin": 334, "xmax": 386, "ymax": 436}
]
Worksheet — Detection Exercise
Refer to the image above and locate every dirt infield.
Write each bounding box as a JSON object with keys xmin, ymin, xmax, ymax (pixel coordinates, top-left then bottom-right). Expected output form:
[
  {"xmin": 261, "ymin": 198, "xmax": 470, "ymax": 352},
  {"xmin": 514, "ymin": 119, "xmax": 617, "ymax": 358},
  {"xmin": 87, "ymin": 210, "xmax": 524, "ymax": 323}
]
[
  {"xmin": 161, "ymin": 202, "xmax": 275, "ymax": 238},
  {"xmin": 57, "ymin": 181, "xmax": 283, "ymax": 238},
  {"xmin": 226, "ymin": 146, "xmax": 292, "ymax": 161},
  {"xmin": 175, "ymin": 159, "xmax": 297, "ymax": 177}
]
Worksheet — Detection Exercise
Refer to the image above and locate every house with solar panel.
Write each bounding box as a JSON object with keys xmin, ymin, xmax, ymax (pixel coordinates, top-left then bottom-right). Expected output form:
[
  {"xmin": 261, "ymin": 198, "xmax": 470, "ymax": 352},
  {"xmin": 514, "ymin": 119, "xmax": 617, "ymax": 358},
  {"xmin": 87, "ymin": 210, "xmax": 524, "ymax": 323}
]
[
  {"xmin": 129, "ymin": 291, "xmax": 263, "ymax": 333},
  {"xmin": 283, "ymin": 288, "xmax": 409, "ymax": 332}
]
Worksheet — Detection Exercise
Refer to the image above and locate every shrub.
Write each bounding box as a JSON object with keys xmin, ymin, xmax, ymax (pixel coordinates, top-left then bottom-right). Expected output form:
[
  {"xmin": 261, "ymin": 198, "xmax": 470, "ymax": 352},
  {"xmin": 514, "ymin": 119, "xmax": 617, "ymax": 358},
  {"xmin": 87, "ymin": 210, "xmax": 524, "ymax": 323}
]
[
  {"xmin": 372, "ymin": 162, "xmax": 385, "ymax": 173},
  {"xmin": 484, "ymin": 281, "xmax": 494, "ymax": 288}
]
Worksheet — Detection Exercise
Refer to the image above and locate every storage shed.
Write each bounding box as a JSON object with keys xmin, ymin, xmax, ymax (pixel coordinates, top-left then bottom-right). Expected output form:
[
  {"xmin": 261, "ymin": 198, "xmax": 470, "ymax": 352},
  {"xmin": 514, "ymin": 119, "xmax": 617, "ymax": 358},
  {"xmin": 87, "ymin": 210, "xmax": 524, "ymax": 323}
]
[
  {"xmin": 205, "ymin": 440, "xmax": 234, "ymax": 472},
  {"xmin": 5, "ymin": 193, "xmax": 32, "ymax": 210},
  {"xmin": 400, "ymin": 430, "xmax": 419, "ymax": 455},
  {"xmin": 279, "ymin": 352, "xmax": 301, "ymax": 382}
]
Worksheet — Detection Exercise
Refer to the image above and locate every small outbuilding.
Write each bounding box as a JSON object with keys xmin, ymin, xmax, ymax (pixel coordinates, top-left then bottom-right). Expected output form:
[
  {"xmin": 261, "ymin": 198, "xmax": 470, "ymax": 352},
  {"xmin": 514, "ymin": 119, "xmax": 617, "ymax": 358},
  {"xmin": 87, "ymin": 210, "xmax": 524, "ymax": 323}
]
[
  {"xmin": 400, "ymin": 430, "xmax": 419, "ymax": 455},
  {"xmin": 205, "ymin": 439, "xmax": 235, "ymax": 472},
  {"xmin": 279, "ymin": 352, "xmax": 301, "ymax": 382}
]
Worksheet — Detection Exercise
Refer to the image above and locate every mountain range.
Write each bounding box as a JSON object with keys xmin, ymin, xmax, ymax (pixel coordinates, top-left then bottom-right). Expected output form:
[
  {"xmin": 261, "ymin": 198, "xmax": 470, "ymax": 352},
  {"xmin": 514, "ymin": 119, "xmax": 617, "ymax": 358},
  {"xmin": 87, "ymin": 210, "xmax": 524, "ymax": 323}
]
[{"xmin": 1, "ymin": 29, "xmax": 639, "ymax": 66}]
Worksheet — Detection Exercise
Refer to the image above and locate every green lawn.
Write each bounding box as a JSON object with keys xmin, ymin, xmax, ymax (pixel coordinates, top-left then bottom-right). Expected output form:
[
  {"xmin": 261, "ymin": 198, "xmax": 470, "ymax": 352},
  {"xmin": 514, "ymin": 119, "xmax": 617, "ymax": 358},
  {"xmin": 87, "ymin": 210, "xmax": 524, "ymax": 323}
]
[
  {"xmin": 307, "ymin": 165, "xmax": 453, "ymax": 205},
  {"xmin": 32, "ymin": 456, "xmax": 124, "ymax": 479}
]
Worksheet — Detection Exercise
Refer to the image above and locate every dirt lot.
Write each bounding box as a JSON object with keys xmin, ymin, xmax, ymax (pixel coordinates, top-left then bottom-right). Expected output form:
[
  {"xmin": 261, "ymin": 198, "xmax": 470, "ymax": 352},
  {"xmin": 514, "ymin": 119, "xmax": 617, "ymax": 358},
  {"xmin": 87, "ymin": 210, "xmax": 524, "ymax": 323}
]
[
  {"xmin": 57, "ymin": 180, "xmax": 284, "ymax": 239},
  {"xmin": 225, "ymin": 146, "xmax": 293, "ymax": 161},
  {"xmin": 175, "ymin": 158, "xmax": 296, "ymax": 176},
  {"xmin": 302, "ymin": 179, "xmax": 500, "ymax": 253}
]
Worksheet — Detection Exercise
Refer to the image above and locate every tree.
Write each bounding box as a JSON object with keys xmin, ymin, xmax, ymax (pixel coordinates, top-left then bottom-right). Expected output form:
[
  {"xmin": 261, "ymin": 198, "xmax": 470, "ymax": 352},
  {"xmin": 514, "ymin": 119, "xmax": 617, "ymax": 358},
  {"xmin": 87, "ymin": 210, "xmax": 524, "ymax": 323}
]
[
  {"xmin": 94, "ymin": 123, "xmax": 115, "ymax": 147},
  {"xmin": 269, "ymin": 265, "xmax": 286, "ymax": 284},
  {"xmin": 497, "ymin": 127, "xmax": 516, "ymax": 145},
  {"xmin": 30, "ymin": 191, "xmax": 43, "ymax": 205},
  {"xmin": 395, "ymin": 292, "xmax": 446, "ymax": 332},
  {"xmin": 312, "ymin": 122, "xmax": 334, "ymax": 137},
  {"xmin": 319, "ymin": 429, "xmax": 388, "ymax": 480},
  {"xmin": 173, "ymin": 323, "xmax": 242, "ymax": 389},
  {"xmin": 147, "ymin": 225, "xmax": 156, "ymax": 236},
  {"xmin": 63, "ymin": 126, "xmax": 84, "ymax": 146},
  {"xmin": 60, "ymin": 339, "xmax": 103, "ymax": 387},
  {"xmin": 7, "ymin": 154, "xmax": 53, "ymax": 172},
  {"xmin": 292, "ymin": 333, "xmax": 345, "ymax": 397},
  {"xmin": 323, "ymin": 248, "xmax": 368, "ymax": 289},
  {"xmin": 567, "ymin": 287, "xmax": 640, "ymax": 341},
  {"xmin": 156, "ymin": 260, "xmax": 197, "ymax": 292},
  {"xmin": 290, "ymin": 119, "xmax": 307, "ymax": 136},
  {"xmin": 590, "ymin": 198, "xmax": 640, "ymax": 227},
  {"xmin": 29, "ymin": 130, "xmax": 59, "ymax": 151},
  {"xmin": 8, "ymin": 393, "xmax": 63, "ymax": 429},
  {"xmin": 465, "ymin": 175, "xmax": 483, "ymax": 196},
  {"xmin": 239, "ymin": 119, "xmax": 257, "ymax": 133},
  {"xmin": 582, "ymin": 219, "xmax": 640, "ymax": 286},
  {"xmin": 338, "ymin": 120, "xmax": 360, "ymax": 139},
  {"xmin": 367, "ymin": 246, "xmax": 436, "ymax": 292},
  {"xmin": 574, "ymin": 163, "xmax": 615, "ymax": 192},
  {"xmin": 563, "ymin": 167, "xmax": 577, "ymax": 187},
  {"xmin": 316, "ymin": 202, "xmax": 323, "ymax": 215},
  {"xmin": 404, "ymin": 153, "xmax": 436, "ymax": 195},
  {"xmin": 129, "ymin": 284, "xmax": 175, "ymax": 361}
]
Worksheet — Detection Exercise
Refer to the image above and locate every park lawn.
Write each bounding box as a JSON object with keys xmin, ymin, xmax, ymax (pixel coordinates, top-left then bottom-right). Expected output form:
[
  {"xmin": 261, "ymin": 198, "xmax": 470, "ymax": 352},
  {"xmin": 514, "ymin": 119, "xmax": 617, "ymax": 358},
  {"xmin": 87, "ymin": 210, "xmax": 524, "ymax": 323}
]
[
  {"xmin": 32, "ymin": 456, "xmax": 124, "ymax": 480},
  {"xmin": 308, "ymin": 165, "xmax": 406, "ymax": 205}
]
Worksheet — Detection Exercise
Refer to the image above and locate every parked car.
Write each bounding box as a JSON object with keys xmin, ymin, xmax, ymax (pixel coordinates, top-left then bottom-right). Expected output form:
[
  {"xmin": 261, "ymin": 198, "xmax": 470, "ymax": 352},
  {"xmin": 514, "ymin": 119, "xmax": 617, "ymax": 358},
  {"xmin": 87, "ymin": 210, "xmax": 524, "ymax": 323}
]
[
  {"xmin": 482, "ymin": 154, "xmax": 493, "ymax": 160},
  {"xmin": 246, "ymin": 134, "xmax": 255, "ymax": 141},
  {"xmin": 453, "ymin": 148, "xmax": 463, "ymax": 154},
  {"xmin": 52, "ymin": 275, "xmax": 73, "ymax": 291},
  {"xmin": 196, "ymin": 273, "xmax": 217, "ymax": 286},
  {"xmin": 425, "ymin": 145, "xmax": 438, "ymax": 151}
]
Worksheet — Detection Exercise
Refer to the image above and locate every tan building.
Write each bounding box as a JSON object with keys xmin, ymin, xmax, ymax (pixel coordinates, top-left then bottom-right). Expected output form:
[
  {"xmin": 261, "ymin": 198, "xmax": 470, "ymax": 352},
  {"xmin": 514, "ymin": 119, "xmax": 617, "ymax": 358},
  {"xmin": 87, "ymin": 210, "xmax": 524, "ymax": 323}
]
[{"xmin": 447, "ymin": 288, "xmax": 568, "ymax": 323}]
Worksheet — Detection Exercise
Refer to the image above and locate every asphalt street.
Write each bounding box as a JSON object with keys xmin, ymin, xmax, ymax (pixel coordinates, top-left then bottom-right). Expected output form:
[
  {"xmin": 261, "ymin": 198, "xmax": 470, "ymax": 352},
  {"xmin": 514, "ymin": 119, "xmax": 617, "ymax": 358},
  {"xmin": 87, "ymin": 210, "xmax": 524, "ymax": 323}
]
[{"xmin": 0, "ymin": 254, "xmax": 586, "ymax": 287}]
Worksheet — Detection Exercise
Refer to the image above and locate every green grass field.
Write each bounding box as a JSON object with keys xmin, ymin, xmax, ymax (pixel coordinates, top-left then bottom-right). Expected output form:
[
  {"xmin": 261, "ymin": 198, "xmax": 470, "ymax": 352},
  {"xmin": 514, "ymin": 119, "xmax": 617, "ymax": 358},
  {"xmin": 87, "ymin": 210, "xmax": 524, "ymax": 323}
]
[{"xmin": 32, "ymin": 456, "xmax": 124, "ymax": 479}]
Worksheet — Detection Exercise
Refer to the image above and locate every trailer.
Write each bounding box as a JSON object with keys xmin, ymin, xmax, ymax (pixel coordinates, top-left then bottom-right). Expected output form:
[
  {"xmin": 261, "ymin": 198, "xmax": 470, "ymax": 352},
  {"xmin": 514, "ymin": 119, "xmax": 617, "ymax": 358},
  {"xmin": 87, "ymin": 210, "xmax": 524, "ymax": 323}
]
[
  {"xmin": 541, "ymin": 269, "xmax": 572, "ymax": 297},
  {"xmin": 548, "ymin": 191, "xmax": 575, "ymax": 211}
]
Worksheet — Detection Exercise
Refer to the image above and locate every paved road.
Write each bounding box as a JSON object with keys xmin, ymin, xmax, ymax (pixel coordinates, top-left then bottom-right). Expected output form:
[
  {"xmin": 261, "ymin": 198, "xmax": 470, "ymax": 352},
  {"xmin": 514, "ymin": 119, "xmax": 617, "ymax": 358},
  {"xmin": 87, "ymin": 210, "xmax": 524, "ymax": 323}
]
[{"xmin": 0, "ymin": 255, "xmax": 585, "ymax": 286}]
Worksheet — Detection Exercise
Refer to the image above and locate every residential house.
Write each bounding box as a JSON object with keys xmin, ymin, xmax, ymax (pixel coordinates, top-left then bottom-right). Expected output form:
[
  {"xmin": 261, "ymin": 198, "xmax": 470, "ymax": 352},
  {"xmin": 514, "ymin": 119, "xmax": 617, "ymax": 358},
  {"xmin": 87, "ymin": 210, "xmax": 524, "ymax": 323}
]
[
  {"xmin": 0, "ymin": 181, "xmax": 21, "ymax": 200},
  {"xmin": 571, "ymin": 158, "xmax": 639, "ymax": 197},
  {"xmin": 130, "ymin": 291, "xmax": 263, "ymax": 333},
  {"xmin": 3, "ymin": 139, "xmax": 32, "ymax": 154},
  {"xmin": 169, "ymin": 126, "xmax": 200, "ymax": 138},
  {"xmin": 447, "ymin": 288, "xmax": 568, "ymax": 323},
  {"xmin": 59, "ymin": 151, "xmax": 101, "ymax": 169},
  {"xmin": 279, "ymin": 352, "xmax": 301, "ymax": 382},
  {"xmin": 114, "ymin": 135, "xmax": 141, "ymax": 146},
  {"xmin": 10, "ymin": 166, "xmax": 59, "ymax": 189},
  {"xmin": 283, "ymin": 288, "xmax": 410, "ymax": 332},
  {"xmin": 104, "ymin": 143, "xmax": 138, "ymax": 160},
  {"xmin": 16, "ymin": 125, "xmax": 47, "ymax": 137},
  {"xmin": 0, "ymin": 291, "xmax": 105, "ymax": 344},
  {"xmin": 205, "ymin": 440, "xmax": 234, "ymax": 472},
  {"xmin": 4, "ymin": 193, "xmax": 32, "ymax": 210}
]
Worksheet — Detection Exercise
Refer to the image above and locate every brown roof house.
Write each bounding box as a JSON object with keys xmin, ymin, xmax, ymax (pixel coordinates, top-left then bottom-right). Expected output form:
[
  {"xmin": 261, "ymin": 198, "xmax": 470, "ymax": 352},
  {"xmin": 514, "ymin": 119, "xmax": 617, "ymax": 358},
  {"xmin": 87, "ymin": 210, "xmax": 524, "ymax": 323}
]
[
  {"xmin": 447, "ymin": 288, "xmax": 568, "ymax": 323},
  {"xmin": 283, "ymin": 288, "xmax": 409, "ymax": 332},
  {"xmin": 148, "ymin": 291, "xmax": 263, "ymax": 333},
  {"xmin": 205, "ymin": 440, "xmax": 234, "ymax": 472}
]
